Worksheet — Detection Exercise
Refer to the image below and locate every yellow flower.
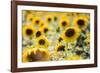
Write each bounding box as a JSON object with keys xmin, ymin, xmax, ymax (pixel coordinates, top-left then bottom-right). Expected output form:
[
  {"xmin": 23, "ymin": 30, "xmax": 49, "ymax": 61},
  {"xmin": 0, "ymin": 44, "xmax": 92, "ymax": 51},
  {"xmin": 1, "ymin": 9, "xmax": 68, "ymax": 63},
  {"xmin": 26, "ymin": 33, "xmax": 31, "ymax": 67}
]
[
  {"xmin": 26, "ymin": 13, "xmax": 34, "ymax": 22},
  {"xmin": 22, "ymin": 24, "xmax": 35, "ymax": 37},
  {"xmin": 65, "ymin": 55, "xmax": 82, "ymax": 60},
  {"xmin": 45, "ymin": 14, "xmax": 54, "ymax": 23},
  {"xmin": 40, "ymin": 25, "xmax": 50, "ymax": 33},
  {"xmin": 55, "ymin": 43, "xmax": 66, "ymax": 52},
  {"xmin": 35, "ymin": 30, "xmax": 43, "ymax": 38},
  {"xmin": 36, "ymin": 36, "xmax": 49, "ymax": 48},
  {"xmin": 32, "ymin": 16, "xmax": 41, "ymax": 26},
  {"xmin": 22, "ymin": 48, "xmax": 50, "ymax": 62},
  {"xmin": 59, "ymin": 15, "xmax": 70, "ymax": 29},
  {"xmin": 62, "ymin": 27, "xmax": 81, "ymax": 42},
  {"xmin": 39, "ymin": 20, "xmax": 48, "ymax": 27},
  {"xmin": 73, "ymin": 16, "xmax": 89, "ymax": 30}
]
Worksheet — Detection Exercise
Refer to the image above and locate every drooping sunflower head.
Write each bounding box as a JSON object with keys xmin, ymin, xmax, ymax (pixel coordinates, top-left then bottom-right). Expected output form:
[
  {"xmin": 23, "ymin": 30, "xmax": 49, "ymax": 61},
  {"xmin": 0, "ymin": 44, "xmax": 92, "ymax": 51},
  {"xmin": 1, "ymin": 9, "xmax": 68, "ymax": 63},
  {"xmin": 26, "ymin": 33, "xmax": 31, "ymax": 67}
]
[
  {"xmin": 73, "ymin": 16, "xmax": 89, "ymax": 30},
  {"xmin": 36, "ymin": 36, "xmax": 49, "ymax": 48},
  {"xmin": 59, "ymin": 15, "xmax": 70, "ymax": 29},
  {"xmin": 62, "ymin": 27, "xmax": 81, "ymax": 42},
  {"xmin": 55, "ymin": 43, "xmax": 66, "ymax": 52},
  {"xmin": 23, "ymin": 25, "xmax": 35, "ymax": 38},
  {"xmin": 22, "ymin": 48, "xmax": 50, "ymax": 62}
]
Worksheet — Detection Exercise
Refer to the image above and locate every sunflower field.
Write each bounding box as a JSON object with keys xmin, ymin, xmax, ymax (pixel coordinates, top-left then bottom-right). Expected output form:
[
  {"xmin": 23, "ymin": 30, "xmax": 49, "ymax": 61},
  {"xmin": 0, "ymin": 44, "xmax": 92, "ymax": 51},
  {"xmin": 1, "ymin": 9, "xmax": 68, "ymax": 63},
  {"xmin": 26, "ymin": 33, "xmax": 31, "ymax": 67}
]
[{"xmin": 22, "ymin": 10, "xmax": 90, "ymax": 62}]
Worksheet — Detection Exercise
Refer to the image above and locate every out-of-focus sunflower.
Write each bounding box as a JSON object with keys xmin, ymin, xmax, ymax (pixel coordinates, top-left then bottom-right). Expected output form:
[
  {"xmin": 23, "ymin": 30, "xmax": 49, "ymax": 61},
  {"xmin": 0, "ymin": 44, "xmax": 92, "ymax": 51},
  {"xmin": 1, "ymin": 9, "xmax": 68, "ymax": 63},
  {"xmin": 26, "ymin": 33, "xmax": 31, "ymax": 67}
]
[
  {"xmin": 40, "ymin": 25, "xmax": 50, "ymax": 34},
  {"xmin": 73, "ymin": 16, "xmax": 89, "ymax": 30},
  {"xmin": 61, "ymin": 27, "xmax": 81, "ymax": 42},
  {"xmin": 36, "ymin": 36, "xmax": 49, "ymax": 48},
  {"xmin": 23, "ymin": 25, "xmax": 35, "ymax": 38},
  {"xmin": 26, "ymin": 13, "xmax": 34, "ymax": 22},
  {"xmin": 35, "ymin": 30, "xmax": 43, "ymax": 38},
  {"xmin": 65, "ymin": 55, "xmax": 82, "ymax": 60},
  {"xmin": 59, "ymin": 15, "xmax": 70, "ymax": 29},
  {"xmin": 32, "ymin": 16, "xmax": 41, "ymax": 26},
  {"xmin": 45, "ymin": 14, "xmax": 54, "ymax": 23},
  {"xmin": 39, "ymin": 20, "xmax": 48, "ymax": 27},
  {"xmin": 55, "ymin": 43, "xmax": 66, "ymax": 52},
  {"xmin": 22, "ymin": 48, "xmax": 50, "ymax": 62}
]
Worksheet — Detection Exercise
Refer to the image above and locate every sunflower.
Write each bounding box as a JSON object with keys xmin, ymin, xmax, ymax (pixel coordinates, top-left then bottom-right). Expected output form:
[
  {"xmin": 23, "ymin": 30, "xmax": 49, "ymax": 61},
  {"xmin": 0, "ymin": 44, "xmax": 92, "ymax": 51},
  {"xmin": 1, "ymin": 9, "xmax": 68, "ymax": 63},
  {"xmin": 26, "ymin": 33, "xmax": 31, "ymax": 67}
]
[
  {"xmin": 35, "ymin": 30, "xmax": 43, "ymax": 38},
  {"xmin": 39, "ymin": 20, "xmax": 48, "ymax": 28},
  {"xmin": 22, "ymin": 25, "xmax": 35, "ymax": 38},
  {"xmin": 26, "ymin": 13, "xmax": 34, "ymax": 22},
  {"xmin": 22, "ymin": 48, "xmax": 50, "ymax": 62},
  {"xmin": 65, "ymin": 55, "xmax": 82, "ymax": 60},
  {"xmin": 45, "ymin": 14, "xmax": 54, "ymax": 23},
  {"xmin": 32, "ymin": 16, "xmax": 41, "ymax": 26},
  {"xmin": 36, "ymin": 36, "xmax": 49, "ymax": 48},
  {"xmin": 59, "ymin": 15, "xmax": 70, "ymax": 29},
  {"xmin": 73, "ymin": 16, "xmax": 89, "ymax": 30},
  {"xmin": 55, "ymin": 43, "xmax": 66, "ymax": 52},
  {"xmin": 40, "ymin": 25, "xmax": 50, "ymax": 34},
  {"xmin": 61, "ymin": 27, "xmax": 81, "ymax": 42}
]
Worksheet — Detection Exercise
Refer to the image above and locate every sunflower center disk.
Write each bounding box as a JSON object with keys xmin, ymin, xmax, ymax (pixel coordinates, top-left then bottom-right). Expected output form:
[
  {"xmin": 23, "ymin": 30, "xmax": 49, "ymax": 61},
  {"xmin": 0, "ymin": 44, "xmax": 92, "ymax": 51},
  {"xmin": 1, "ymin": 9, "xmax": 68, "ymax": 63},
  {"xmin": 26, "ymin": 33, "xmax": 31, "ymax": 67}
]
[
  {"xmin": 35, "ymin": 20, "xmax": 39, "ymax": 24},
  {"xmin": 26, "ymin": 29, "xmax": 33, "ymax": 35},
  {"xmin": 36, "ymin": 31, "xmax": 41, "ymax": 37},
  {"xmin": 77, "ymin": 19, "xmax": 85, "ymax": 26},
  {"xmin": 44, "ymin": 28, "xmax": 48, "ymax": 33},
  {"xmin": 62, "ymin": 21, "xmax": 67, "ymax": 26},
  {"xmin": 39, "ymin": 39, "xmax": 45, "ymax": 45},
  {"xmin": 48, "ymin": 18, "xmax": 51, "ymax": 22},
  {"xmin": 65, "ymin": 29, "xmax": 75, "ymax": 37},
  {"xmin": 57, "ymin": 45, "xmax": 65, "ymax": 51}
]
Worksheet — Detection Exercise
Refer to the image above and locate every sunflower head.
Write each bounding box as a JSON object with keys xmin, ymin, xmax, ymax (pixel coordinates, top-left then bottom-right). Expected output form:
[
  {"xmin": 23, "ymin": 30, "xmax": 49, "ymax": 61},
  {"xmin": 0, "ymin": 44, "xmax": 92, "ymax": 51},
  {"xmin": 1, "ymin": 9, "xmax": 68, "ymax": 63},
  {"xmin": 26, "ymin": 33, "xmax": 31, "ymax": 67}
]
[
  {"xmin": 62, "ymin": 27, "xmax": 81, "ymax": 42},
  {"xmin": 23, "ymin": 25, "xmax": 35, "ymax": 38},
  {"xmin": 45, "ymin": 14, "xmax": 54, "ymax": 23},
  {"xmin": 59, "ymin": 15, "xmax": 70, "ymax": 29},
  {"xmin": 35, "ymin": 30, "xmax": 43, "ymax": 38},
  {"xmin": 40, "ymin": 25, "xmax": 50, "ymax": 34},
  {"xmin": 26, "ymin": 13, "xmax": 34, "ymax": 22},
  {"xmin": 32, "ymin": 16, "xmax": 41, "ymax": 26},
  {"xmin": 36, "ymin": 36, "xmax": 49, "ymax": 48},
  {"xmin": 74, "ymin": 16, "xmax": 89, "ymax": 30},
  {"xmin": 55, "ymin": 43, "xmax": 66, "ymax": 52},
  {"xmin": 22, "ymin": 48, "xmax": 50, "ymax": 62}
]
